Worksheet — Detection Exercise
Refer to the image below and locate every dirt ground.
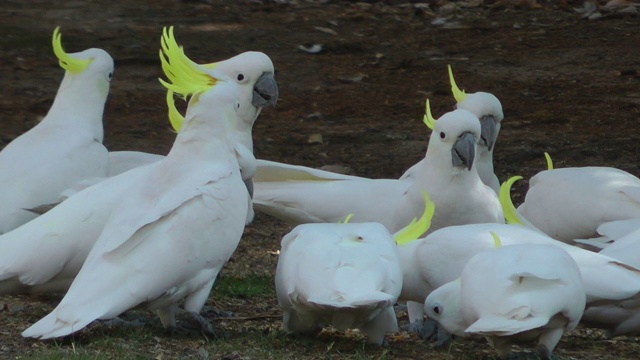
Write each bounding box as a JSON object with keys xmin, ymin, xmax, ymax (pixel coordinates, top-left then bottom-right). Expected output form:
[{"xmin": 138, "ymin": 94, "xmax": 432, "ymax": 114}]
[{"xmin": 0, "ymin": 0, "xmax": 639, "ymax": 359}]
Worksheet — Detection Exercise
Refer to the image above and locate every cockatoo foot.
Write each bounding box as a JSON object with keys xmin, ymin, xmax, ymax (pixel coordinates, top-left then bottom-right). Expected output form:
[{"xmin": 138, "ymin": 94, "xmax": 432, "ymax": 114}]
[
  {"xmin": 100, "ymin": 316, "xmax": 146, "ymax": 328},
  {"xmin": 170, "ymin": 311, "xmax": 221, "ymax": 338},
  {"xmin": 200, "ymin": 305, "xmax": 235, "ymax": 318}
]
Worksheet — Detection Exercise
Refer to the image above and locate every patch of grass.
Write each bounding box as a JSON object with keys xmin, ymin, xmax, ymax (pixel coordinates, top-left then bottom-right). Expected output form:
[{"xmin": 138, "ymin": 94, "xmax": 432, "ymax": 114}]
[{"xmin": 213, "ymin": 274, "xmax": 274, "ymax": 300}]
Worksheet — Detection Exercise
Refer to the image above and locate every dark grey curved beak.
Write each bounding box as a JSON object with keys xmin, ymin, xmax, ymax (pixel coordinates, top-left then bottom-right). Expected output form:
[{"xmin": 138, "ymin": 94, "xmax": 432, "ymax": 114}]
[
  {"xmin": 479, "ymin": 115, "xmax": 497, "ymax": 152},
  {"xmin": 451, "ymin": 131, "xmax": 476, "ymax": 171},
  {"xmin": 252, "ymin": 72, "xmax": 279, "ymax": 108}
]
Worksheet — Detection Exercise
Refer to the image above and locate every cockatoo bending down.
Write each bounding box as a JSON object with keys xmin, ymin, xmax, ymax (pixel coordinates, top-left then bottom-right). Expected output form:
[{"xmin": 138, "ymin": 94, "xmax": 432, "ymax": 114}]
[
  {"xmin": 21, "ymin": 28, "xmax": 278, "ymax": 338},
  {"xmin": 515, "ymin": 165, "xmax": 640, "ymax": 243},
  {"xmin": 255, "ymin": 105, "xmax": 504, "ymax": 236},
  {"xmin": 424, "ymin": 243, "xmax": 586, "ymax": 360},
  {"xmin": 400, "ymin": 223, "xmax": 640, "ymax": 312},
  {"xmin": 275, "ymin": 222, "xmax": 403, "ymax": 346},
  {"xmin": 0, "ymin": 28, "xmax": 278, "ymax": 298},
  {"xmin": 0, "ymin": 27, "xmax": 112, "ymax": 234}
]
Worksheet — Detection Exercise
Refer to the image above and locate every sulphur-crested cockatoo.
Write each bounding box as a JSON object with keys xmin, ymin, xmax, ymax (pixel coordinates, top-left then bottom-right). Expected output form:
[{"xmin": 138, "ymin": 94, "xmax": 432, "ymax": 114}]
[
  {"xmin": 425, "ymin": 243, "xmax": 585, "ymax": 360},
  {"xmin": 0, "ymin": 28, "xmax": 277, "ymax": 298},
  {"xmin": 255, "ymin": 105, "xmax": 504, "ymax": 235},
  {"xmin": 515, "ymin": 165, "xmax": 640, "ymax": 243},
  {"xmin": 400, "ymin": 223, "xmax": 640, "ymax": 309},
  {"xmin": 0, "ymin": 27, "xmax": 112, "ymax": 233},
  {"xmin": 104, "ymin": 27, "xmax": 278, "ymax": 178},
  {"xmin": 447, "ymin": 65, "xmax": 503, "ymax": 193},
  {"xmin": 275, "ymin": 221, "xmax": 403, "ymax": 345},
  {"xmin": 398, "ymin": 219, "xmax": 640, "ymax": 336},
  {"xmin": 21, "ymin": 35, "xmax": 270, "ymax": 339}
]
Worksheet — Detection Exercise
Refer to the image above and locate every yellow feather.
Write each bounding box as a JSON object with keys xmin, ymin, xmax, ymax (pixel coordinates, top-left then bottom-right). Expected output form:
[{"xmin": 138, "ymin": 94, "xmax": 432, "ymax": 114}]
[
  {"xmin": 51, "ymin": 27, "xmax": 92, "ymax": 74},
  {"xmin": 490, "ymin": 232, "xmax": 502, "ymax": 248},
  {"xmin": 394, "ymin": 191, "xmax": 435, "ymax": 245},
  {"xmin": 448, "ymin": 64, "xmax": 468, "ymax": 104},
  {"xmin": 544, "ymin": 152, "xmax": 554, "ymax": 170},
  {"xmin": 499, "ymin": 176, "xmax": 524, "ymax": 225},
  {"xmin": 166, "ymin": 90, "xmax": 184, "ymax": 133},
  {"xmin": 338, "ymin": 214, "xmax": 355, "ymax": 224},
  {"xmin": 423, "ymin": 99, "xmax": 436, "ymax": 130},
  {"xmin": 158, "ymin": 26, "xmax": 216, "ymax": 98}
]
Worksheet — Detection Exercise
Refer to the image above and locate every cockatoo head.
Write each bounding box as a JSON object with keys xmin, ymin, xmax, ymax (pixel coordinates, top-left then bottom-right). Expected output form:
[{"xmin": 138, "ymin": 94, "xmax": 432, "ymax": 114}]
[
  {"xmin": 159, "ymin": 26, "xmax": 277, "ymax": 137},
  {"xmin": 204, "ymin": 51, "xmax": 278, "ymax": 133},
  {"xmin": 425, "ymin": 104, "xmax": 481, "ymax": 172},
  {"xmin": 52, "ymin": 27, "xmax": 114, "ymax": 97},
  {"xmin": 424, "ymin": 280, "xmax": 468, "ymax": 338},
  {"xmin": 448, "ymin": 66, "xmax": 503, "ymax": 152}
]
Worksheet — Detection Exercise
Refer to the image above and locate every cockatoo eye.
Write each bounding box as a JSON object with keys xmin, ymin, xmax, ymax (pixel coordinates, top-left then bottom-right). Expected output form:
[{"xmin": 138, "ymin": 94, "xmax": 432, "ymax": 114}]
[
  {"xmin": 433, "ymin": 305, "xmax": 441, "ymax": 315},
  {"xmin": 237, "ymin": 73, "xmax": 245, "ymax": 81},
  {"xmin": 439, "ymin": 132, "xmax": 445, "ymax": 139},
  {"xmin": 107, "ymin": 72, "xmax": 113, "ymax": 81}
]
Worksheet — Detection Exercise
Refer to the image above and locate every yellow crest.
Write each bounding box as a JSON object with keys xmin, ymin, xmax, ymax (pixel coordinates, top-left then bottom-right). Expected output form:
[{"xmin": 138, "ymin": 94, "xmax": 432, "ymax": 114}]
[
  {"xmin": 499, "ymin": 176, "xmax": 524, "ymax": 225},
  {"xmin": 544, "ymin": 152, "xmax": 554, "ymax": 170},
  {"xmin": 338, "ymin": 214, "xmax": 355, "ymax": 224},
  {"xmin": 448, "ymin": 65, "xmax": 467, "ymax": 104},
  {"xmin": 166, "ymin": 90, "xmax": 184, "ymax": 133},
  {"xmin": 423, "ymin": 99, "xmax": 436, "ymax": 130},
  {"xmin": 394, "ymin": 191, "xmax": 435, "ymax": 245},
  {"xmin": 52, "ymin": 27, "xmax": 93, "ymax": 74},
  {"xmin": 490, "ymin": 232, "xmax": 502, "ymax": 248},
  {"xmin": 158, "ymin": 26, "xmax": 217, "ymax": 100}
]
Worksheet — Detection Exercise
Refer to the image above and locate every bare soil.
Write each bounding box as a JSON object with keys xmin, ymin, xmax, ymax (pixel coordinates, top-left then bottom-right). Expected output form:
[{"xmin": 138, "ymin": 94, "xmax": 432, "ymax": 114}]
[{"xmin": 0, "ymin": 0, "xmax": 639, "ymax": 359}]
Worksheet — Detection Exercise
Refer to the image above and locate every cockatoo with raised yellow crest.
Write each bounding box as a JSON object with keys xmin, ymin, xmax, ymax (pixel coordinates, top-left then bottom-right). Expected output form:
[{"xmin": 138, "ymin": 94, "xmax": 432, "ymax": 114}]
[
  {"xmin": 106, "ymin": 27, "xmax": 278, "ymax": 179},
  {"xmin": 0, "ymin": 28, "xmax": 277, "ymax": 302},
  {"xmin": 424, "ymin": 242, "xmax": 585, "ymax": 360},
  {"xmin": 254, "ymin": 104, "xmax": 504, "ymax": 236},
  {"xmin": 22, "ymin": 27, "xmax": 277, "ymax": 339},
  {"xmin": 0, "ymin": 27, "xmax": 112, "ymax": 233},
  {"xmin": 446, "ymin": 65, "xmax": 504, "ymax": 193}
]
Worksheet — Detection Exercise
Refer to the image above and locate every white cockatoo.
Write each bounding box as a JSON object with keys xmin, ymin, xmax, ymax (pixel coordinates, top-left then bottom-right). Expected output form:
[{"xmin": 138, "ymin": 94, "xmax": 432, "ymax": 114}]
[
  {"xmin": 514, "ymin": 163, "xmax": 640, "ymax": 243},
  {"xmin": 255, "ymin": 105, "xmax": 504, "ymax": 235},
  {"xmin": 275, "ymin": 222, "xmax": 403, "ymax": 345},
  {"xmin": 1, "ymin": 28, "xmax": 277, "ymax": 299},
  {"xmin": 104, "ymin": 27, "xmax": 278, "ymax": 179},
  {"xmin": 425, "ymin": 243, "xmax": 585, "ymax": 360},
  {"xmin": 400, "ymin": 223, "xmax": 640, "ymax": 310},
  {"xmin": 447, "ymin": 65, "xmax": 503, "ymax": 193},
  {"xmin": 397, "ymin": 215, "xmax": 640, "ymax": 335},
  {"xmin": 0, "ymin": 27, "xmax": 112, "ymax": 233},
  {"xmin": 21, "ymin": 31, "xmax": 276, "ymax": 338}
]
